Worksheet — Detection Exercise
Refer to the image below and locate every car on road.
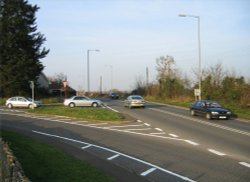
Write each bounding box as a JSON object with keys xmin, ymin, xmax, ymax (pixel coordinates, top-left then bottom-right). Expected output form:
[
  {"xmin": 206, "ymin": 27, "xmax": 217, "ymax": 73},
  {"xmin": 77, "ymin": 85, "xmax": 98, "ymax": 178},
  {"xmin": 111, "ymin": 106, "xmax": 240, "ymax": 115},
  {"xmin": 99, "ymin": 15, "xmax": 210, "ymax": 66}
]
[
  {"xmin": 124, "ymin": 95, "xmax": 145, "ymax": 109},
  {"xmin": 6, "ymin": 96, "xmax": 41, "ymax": 109},
  {"xmin": 109, "ymin": 92, "xmax": 119, "ymax": 99},
  {"xmin": 190, "ymin": 100, "xmax": 231, "ymax": 120},
  {"xmin": 64, "ymin": 96, "xmax": 103, "ymax": 108}
]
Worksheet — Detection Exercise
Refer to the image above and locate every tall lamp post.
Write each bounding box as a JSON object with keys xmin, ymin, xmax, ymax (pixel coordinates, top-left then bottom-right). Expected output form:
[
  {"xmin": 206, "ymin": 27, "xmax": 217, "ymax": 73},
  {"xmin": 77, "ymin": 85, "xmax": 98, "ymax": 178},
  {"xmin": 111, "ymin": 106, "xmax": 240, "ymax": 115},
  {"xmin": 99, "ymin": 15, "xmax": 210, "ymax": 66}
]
[
  {"xmin": 87, "ymin": 49, "xmax": 100, "ymax": 93},
  {"xmin": 179, "ymin": 14, "xmax": 202, "ymax": 100}
]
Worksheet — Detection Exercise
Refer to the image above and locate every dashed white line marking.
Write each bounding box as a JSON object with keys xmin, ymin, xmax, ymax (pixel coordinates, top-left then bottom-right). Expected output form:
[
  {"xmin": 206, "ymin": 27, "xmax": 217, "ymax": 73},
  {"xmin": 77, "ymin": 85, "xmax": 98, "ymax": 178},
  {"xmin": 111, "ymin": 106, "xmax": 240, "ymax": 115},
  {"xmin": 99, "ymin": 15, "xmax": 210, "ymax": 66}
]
[
  {"xmin": 144, "ymin": 123, "xmax": 150, "ymax": 126},
  {"xmin": 137, "ymin": 120, "xmax": 143, "ymax": 122},
  {"xmin": 155, "ymin": 128, "xmax": 163, "ymax": 131},
  {"xmin": 107, "ymin": 154, "xmax": 120, "ymax": 160},
  {"xmin": 208, "ymin": 149, "xmax": 226, "ymax": 156},
  {"xmin": 169, "ymin": 133, "xmax": 179, "ymax": 138},
  {"xmin": 104, "ymin": 124, "xmax": 144, "ymax": 128},
  {"xmin": 185, "ymin": 140, "xmax": 199, "ymax": 146},
  {"xmin": 140, "ymin": 167, "xmax": 157, "ymax": 176},
  {"xmin": 239, "ymin": 162, "xmax": 250, "ymax": 168}
]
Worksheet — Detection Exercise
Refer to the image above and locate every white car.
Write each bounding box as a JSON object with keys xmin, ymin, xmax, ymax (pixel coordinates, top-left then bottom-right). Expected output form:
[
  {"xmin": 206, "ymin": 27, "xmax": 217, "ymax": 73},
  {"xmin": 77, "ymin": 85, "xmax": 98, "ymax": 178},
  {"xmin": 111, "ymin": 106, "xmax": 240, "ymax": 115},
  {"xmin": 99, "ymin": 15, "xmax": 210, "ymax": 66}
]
[
  {"xmin": 64, "ymin": 96, "xmax": 103, "ymax": 108},
  {"xmin": 124, "ymin": 95, "xmax": 145, "ymax": 108},
  {"xmin": 6, "ymin": 96, "xmax": 41, "ymax": 109}
]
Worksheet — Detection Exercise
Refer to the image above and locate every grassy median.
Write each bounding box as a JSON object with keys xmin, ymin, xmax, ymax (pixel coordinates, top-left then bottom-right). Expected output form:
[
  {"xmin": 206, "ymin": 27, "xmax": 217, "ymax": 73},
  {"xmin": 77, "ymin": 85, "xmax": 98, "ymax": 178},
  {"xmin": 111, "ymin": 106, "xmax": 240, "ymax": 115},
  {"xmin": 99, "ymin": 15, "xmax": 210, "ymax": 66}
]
[
  {"xmin": 28, "ymin": 106, "xmax": 124, "ymax": 122},
  {"xmin": 1, "ymin": 129, "xmax": 115, "ymax": 182}
]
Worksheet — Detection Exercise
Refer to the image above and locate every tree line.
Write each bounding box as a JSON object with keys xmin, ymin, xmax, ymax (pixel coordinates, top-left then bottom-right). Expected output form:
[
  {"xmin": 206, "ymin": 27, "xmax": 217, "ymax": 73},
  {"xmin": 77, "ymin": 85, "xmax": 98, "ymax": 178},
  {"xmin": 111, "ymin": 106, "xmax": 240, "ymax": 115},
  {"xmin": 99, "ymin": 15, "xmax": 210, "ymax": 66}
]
[{"xmin": 133, "ymin": 55, "xmax": 250, "ymax": 108}]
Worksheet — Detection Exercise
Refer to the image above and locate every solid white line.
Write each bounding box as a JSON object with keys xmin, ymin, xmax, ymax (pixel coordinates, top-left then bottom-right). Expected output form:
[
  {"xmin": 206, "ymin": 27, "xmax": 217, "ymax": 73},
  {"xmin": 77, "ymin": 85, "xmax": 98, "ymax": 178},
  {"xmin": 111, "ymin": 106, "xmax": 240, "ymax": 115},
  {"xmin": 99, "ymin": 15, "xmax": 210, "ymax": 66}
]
[
  {"xmin": 107, "ymin": 154, "xmax": 120, "ymax": 160},
  {"xmin": 155, "ymin": 128, "xmax": 163, "ymax": 132},
  {"xmin": 106, "ymin": 106, "xmax": 119, "ymax": 113},
  {"xmin": 74, "ymin": 121, "xmax": 89, "ymax": 123},
  {"xmin": 185, "ymin": 140, "xmax": 199, "ymax": 146},
  {"xmin": 239, "ymin": 162, "xmax": 250, "ymax": 168},
  {"xmin": 208, "ymin": 149, "xmax": 226, "ymax": 156},
  {"xmin": 140, "ymin": 167, "xmax": 157, "ymax": 176},
  {"xmin": 32, "ymin": 130, "xmax": 195, "ymax": 182},
  {"xmin": 144, "ymin": 123, "xmax": 150, "ymax": 126},
  {"xmin": 124, "ymin": 128, "xmax": 151, "ymax": 131},
  {"xmin": 169, "ymin": 133, "xmax": 179, "ymax": 138}
]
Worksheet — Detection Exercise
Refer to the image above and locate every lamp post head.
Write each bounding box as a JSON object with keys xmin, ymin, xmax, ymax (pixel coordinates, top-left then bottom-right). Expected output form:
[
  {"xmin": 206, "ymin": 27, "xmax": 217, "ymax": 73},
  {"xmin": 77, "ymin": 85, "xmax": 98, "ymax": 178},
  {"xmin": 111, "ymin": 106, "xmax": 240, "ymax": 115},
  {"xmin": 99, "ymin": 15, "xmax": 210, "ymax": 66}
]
[{"xmin": 178, "ymin": 14, "xmax": 187, "ymax": 17}]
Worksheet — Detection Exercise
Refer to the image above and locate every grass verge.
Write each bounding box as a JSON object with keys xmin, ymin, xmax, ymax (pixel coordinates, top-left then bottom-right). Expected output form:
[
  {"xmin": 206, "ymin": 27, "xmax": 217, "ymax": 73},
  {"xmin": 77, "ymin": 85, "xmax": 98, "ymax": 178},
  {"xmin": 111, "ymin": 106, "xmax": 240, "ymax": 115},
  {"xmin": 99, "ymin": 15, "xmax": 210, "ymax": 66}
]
[
  {"xmin": 1, "ymin": 129, "xmax": 115, "ymax": 182},
  {"xmin": 28, "ymin": 106, "xmax": 124, "ymax": 122}
]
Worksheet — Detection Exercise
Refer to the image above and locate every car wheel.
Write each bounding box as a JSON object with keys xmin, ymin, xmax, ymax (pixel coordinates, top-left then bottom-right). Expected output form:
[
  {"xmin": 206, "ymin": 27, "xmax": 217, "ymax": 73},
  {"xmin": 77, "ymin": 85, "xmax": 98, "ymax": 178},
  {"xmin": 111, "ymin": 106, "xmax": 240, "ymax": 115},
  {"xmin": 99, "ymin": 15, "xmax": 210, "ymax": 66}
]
[
  {"xmin": 206, "ymin": 113, "xmax": 211, "ymax": 120},
  {"xmin": 190, "ymin": 110, "xmax": 196, "ymax": 116},
  {"xmin": 7, "ymin": 104, "xmax": 13, "ymax": 109},
  {"xmin": 69, "ymin": 103, "xmax": 75, "ymax": 108},
  {"xmin": 28, "ymin": 104, "xmax": 33, "ymax": 109},
  {"xmin": 92, "ymin": 102, "xmax": 98, "ymax": 108}
]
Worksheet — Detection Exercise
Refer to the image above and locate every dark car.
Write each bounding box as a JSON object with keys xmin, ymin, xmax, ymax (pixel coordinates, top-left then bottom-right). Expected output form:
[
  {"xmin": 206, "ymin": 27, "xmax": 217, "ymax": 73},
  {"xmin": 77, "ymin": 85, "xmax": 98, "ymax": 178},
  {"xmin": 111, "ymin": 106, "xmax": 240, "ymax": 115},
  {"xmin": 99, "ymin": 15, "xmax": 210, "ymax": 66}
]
[
  {"xmin": 190, "ymin": 100, "xmax": 231, "ymax": 120},
  {"xmin": 109, "ymin": 92, "xmax": 119, "ymax": 99}
]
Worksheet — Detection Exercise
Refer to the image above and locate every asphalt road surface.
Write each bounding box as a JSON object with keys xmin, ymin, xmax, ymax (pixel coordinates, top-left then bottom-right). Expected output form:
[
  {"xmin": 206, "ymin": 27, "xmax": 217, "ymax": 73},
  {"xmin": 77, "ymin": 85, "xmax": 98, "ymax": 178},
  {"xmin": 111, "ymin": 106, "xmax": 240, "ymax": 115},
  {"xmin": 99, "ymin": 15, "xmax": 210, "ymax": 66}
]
[{"xmin": 1, "ymin": 99, "xmax": 250, "ymax": 182}]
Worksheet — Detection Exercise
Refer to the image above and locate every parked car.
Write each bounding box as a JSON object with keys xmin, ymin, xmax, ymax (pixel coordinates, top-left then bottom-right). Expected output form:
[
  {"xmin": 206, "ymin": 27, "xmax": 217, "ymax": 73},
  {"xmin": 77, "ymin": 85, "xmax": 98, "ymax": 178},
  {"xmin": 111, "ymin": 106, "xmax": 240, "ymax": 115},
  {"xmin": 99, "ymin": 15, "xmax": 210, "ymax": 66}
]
[
  {"xmin": 190, "ymin": 100, "xmax": 231, "ymax": 120},
  {"xmin": 124, "ymin": 95, "xmax": 145, "ymax": 108},
  {"xmin": 64, "ymin": 96, "xmax": 103, "ymax": 108},
  {"xmin": 6, "ymin": 96, "xmax": 41, "ymax": 109},
  {"xmin": 109, "ymin": 92, "xmax": 119, "ymax": 99}
]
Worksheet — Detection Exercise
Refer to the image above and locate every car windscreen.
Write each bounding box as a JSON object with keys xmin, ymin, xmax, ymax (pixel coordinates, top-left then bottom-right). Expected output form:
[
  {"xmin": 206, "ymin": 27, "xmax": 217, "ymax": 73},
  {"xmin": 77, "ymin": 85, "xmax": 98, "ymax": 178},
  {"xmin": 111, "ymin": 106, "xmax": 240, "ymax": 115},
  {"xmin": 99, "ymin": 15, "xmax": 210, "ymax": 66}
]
[
  {"xmin": 131, "ymin": 96, "xmax": 143, "ymax": 100},
  {"xmin": 206, "ymin": 102, "xmax": 221, "ymax": 108}
]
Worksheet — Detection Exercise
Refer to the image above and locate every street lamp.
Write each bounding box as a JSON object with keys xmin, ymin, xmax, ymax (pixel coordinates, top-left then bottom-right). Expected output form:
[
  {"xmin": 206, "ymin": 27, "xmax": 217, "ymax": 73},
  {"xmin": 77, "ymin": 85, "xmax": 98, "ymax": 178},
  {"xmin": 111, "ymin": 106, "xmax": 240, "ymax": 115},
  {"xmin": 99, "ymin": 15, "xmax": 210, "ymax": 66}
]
[
  {"xmin": 179, "ymin": 14, "xmax": 202, "ymax": 100},
  {"xmin": 87, "ymin": 49, "xmax": 100, "ymax": 93}
]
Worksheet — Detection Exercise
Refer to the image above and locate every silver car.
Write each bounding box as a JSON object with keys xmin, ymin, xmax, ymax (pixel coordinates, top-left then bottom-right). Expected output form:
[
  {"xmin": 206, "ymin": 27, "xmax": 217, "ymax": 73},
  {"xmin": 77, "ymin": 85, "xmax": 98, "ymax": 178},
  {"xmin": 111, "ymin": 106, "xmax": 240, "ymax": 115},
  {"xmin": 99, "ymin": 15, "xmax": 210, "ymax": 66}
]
[
  {"xmin": 64, "ymin": 96, "xmax": 102, "ymax": 108},
  {"xmin": 124, "ymin": 95, "xmax": 145, "ymax": 108},
  {"xmin": 6, "ymin": 96, "xmax": 41, "ymax": 109}
]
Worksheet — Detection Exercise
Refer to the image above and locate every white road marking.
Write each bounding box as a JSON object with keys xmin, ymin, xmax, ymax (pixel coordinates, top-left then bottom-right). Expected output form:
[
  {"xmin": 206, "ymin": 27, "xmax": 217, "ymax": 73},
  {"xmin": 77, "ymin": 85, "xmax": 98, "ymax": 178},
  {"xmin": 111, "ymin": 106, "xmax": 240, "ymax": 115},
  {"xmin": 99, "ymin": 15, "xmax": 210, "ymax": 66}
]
[
  {"xmin": 140, "ymin": 167, "xmax": 157, "ymax": 176},
  {"xmin": 106, "ymin": 106, "xmax": 119, "ymax": 113},
  {"xmin": 137, "ymin": 120, "xmax": 143, "ymax": 122},
  {"xmin": 169, "ymin": 133, "xmax": 179, "ymax": 138},
  {"xmin": 239, "ymin": 162, "xmax": 250, "ymax": 168},
  {"xmin": 81, "ymin": 144, "xmax": 92, "ymax": 149},
  {"xmin": 124, "ymin": 128, "xmax": 151, "ymax": 131},
  {"xmin": 104, "ymin": 124, "xmax": 145, "ymax": 128},
  {"xmin": 150, "ymin": 132, "xmax": 166, "ymax": 135},
  {"xmin": 185, "ymin": 140, "xmax": 199, "ymax": 146},
  {"xmin": 208, "ymin": 149, "xmax": 226, "ymax": 156},
  {"xmin": 32, "ymin": 130, "xmax": 195, "ymax": 182},
  {"xmin": 107, "ymin": 154, "xmax": 120, "ymax": 160},
  {"xmin": 144, "ymin": 123, "xmax": 150, "ymax": 126},
  {"xmin": 155, "ymin": 128, "xmax": 163, "ymax": 132}
]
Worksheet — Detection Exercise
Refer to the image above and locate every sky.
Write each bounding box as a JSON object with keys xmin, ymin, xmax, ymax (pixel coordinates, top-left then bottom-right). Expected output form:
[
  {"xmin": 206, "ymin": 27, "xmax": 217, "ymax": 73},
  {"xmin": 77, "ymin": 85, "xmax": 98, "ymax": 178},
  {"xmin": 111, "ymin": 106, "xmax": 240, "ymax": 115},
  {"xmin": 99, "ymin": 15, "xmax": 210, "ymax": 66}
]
[{"xmin": 29, "ymin": 0, "xmax": 250, "ymax": 92}]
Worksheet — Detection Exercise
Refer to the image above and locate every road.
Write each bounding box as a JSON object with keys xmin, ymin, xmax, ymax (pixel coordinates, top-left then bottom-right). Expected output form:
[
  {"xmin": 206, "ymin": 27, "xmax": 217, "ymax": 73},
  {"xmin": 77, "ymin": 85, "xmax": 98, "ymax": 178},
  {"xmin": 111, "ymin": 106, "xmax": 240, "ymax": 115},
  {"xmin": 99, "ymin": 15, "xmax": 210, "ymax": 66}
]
[{"xmin": 1, "ymin": 99, "xmax": 250, "ymax": 182}]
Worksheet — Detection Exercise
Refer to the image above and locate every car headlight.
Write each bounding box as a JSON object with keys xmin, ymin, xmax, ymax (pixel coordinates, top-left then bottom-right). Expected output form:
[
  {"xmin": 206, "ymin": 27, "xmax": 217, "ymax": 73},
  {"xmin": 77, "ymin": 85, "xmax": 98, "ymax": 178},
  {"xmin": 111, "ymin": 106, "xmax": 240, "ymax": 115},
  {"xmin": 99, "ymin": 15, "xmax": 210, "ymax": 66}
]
[
  {"xmin": 211, "ymin": 111, "xmax": 219, "ymax": 115},
  {"xmin": 227, "ymin": 111, "xmax": 231, "ymax": 115}
]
